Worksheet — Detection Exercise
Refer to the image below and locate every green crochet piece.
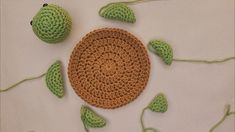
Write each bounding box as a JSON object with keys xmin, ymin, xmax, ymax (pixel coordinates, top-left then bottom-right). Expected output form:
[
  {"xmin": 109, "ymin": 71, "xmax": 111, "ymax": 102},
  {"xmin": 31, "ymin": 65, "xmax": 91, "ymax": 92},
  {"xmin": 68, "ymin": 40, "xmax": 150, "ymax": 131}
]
[
  {"xmin": 81, "ymin": 105, "xmax": 106, "ymax": 132},
  {"xmin": 46, "ymin": 61, "xmax": 64, "ymax": 98},
  {"xmin": 148, "ymin": 39, "xmax": 235, "ymax": 65},
  {"xmin": 0, "ymin": 60, "xmax": 65, "ymax": 98},
  {"xmin": 31, "ymin": 3, "xmax": 72, "ymax": 43},
  {"xmin": 148, "ymin": 40, "xmax": 173, "ymax": 65},
  {"xmin": 140, "ymin": 93, "xmax": 168, "ymax": 132},
  {"xmin": 99, "ymin": 3, "xmax": 136, "ymax": 23},
  {"xmin": 148, "ymin": 93, "xmax": 168, "ymax": 113}
]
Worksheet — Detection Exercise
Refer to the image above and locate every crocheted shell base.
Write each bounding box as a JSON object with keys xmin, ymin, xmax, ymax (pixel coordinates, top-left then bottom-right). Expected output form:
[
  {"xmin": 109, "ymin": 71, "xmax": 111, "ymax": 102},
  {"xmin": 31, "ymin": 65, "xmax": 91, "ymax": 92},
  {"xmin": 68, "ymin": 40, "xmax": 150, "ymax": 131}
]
[{"xmin": 68, "ymin": 28, "xmax": 150, "ymax": 109}]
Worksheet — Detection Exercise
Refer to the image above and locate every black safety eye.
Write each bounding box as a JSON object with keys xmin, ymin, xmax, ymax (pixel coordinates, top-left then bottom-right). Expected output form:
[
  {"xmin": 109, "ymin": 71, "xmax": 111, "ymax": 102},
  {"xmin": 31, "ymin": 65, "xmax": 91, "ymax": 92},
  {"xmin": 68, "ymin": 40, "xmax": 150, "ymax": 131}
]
[
  {"xmin": 43, "ymin": 3, "xmax": 48, "ymax": 7},
  {"xmin": 30, "ymin": 20, "xmax": 33, "ymax": 25}
]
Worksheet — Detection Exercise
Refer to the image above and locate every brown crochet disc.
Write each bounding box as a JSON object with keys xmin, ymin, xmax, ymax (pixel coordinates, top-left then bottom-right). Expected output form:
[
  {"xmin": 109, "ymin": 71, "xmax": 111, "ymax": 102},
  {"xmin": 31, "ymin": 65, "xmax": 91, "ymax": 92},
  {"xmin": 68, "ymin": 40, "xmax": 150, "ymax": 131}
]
[{"xmin": 68, "ymin": 28, "xmax": 150, "ymax": 109}]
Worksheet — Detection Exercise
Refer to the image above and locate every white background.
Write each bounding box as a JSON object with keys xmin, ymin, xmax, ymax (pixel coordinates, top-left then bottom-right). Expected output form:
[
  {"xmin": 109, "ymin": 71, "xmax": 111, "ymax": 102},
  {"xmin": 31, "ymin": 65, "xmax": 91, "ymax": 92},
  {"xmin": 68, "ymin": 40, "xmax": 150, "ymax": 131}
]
[{"xmin": 0, "ymin": 0, "xmax": 234, "ymax": 132}]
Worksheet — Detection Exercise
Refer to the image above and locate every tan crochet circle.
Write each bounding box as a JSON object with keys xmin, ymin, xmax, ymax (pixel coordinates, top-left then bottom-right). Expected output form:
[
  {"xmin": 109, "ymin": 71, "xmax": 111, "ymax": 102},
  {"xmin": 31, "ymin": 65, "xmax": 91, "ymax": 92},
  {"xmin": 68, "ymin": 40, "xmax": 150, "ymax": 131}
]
[{"xmin": 68, "ymin": 28, "xmax": 150, "ymax": 109}]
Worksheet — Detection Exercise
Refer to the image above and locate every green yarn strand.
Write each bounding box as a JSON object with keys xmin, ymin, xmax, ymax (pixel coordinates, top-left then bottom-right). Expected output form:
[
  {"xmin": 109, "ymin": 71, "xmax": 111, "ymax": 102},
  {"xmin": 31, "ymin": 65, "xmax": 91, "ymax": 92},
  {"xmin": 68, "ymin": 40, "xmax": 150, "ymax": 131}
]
[
  {"xmin": 173, "ymin": 57, "xmax": 235, "ymax": 64},
  {"xmin": 81, "ymin": 117, "xmax": 89, "ymax": 132},
  {"xmin": 144, "ymin": 128, "xmax": 157, "ymax": 132},
  {"xmin": 119, "ymin": 0, "xmax": 158, "ymax": 4},
  {"xmin": 0, "ymin": 73, "xmax": 46, "ymax": 93},
  {"xmin": 140, "ymin": 107, "xmax": 158, "ymax": 132},
  {"xmin": 99, "ymin": 0, "xmax": 158, "ymax": 13},
  {"xmin": 140, "ymin": 107, "xmax": 148, "ymax": 132},
  {"xmin": 209, "ymin": 104, "xmax": 235, "ymax": 132}
]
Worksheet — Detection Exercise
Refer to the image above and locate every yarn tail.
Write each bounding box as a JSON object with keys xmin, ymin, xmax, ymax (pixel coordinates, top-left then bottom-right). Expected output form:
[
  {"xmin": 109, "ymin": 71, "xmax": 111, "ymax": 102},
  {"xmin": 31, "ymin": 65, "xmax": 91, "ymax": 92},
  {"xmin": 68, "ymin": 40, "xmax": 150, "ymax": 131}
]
[
  {"xmin": 209, "ymin": 104, "xmax": 235, "ymax": 132},
  {"xmin": 81, "ymin": 118, "xmax": 89, "ymax": 132},
  {"xmin": 140, "ymin": 107, "xmax": 158, "ymax": 132},
  {"xmin": 120, "ymin": 0, "xmax": 160, "ymax": 5},
  {"xmin": 173, "ymin": 57, "xmax": 235, "ymax": 64},
  {"xmin": 0, "ymin": 73, "xmax": 46, "ymax": 93}
]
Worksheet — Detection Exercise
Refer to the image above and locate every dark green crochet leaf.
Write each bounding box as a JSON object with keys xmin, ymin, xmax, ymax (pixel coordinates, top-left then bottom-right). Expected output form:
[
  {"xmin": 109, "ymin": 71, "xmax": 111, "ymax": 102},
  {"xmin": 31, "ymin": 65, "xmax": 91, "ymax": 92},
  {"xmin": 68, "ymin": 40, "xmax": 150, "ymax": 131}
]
[
  {"xmin": 32, "ymin": 4, "xmax": 72, "ymax": 43},
  {"xmin": 99, "ymin": 3, "xmax": 136, "ymax": 23},
  {"xmin": 80, "ymin": 105, "xmax": 106, "ymax": 128},
  {"xmin": 148, "ymin": 93, "xmax": 168, "ymax": 113},
  {"xmin": 149, "ymin": 40, "xmax": 173, "ymax": 65},
  {"xmin": 45, "ymin": 61, "xmax": 64, "ymax": 98}
]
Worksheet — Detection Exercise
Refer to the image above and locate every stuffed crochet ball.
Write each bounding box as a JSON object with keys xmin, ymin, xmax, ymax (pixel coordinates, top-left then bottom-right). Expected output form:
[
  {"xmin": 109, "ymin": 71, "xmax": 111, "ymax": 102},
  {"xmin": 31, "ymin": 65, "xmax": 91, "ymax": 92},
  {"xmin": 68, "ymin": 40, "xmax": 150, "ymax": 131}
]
[{"xmin": 31, "ymin": 3, "xmax": 72, "ymax": 43}]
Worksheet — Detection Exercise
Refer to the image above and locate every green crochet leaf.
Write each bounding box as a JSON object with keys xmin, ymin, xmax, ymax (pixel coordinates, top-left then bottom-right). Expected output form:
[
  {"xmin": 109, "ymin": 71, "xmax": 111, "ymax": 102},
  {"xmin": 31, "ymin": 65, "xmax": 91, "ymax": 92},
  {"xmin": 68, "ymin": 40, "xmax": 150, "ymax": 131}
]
[
  {"xmin": 45, "ymin": 61, "xmax": 64, "ymax": 98},
  {"xmin": 148, "ymin": 93, "xmax": 168, "ymax": 113},
  {"xmin": 31, "ymin": 4, "xmax": 72, "ymax": 43},
  {"xmin": 99, "ymin": 3, "xmax": 136, "ymax": 23},
  {"xmin": 80, "ymin": 105, "xmax": 106, "ymax": 128},
  {"xmin": 149, "ymin": 40, "xmax": 173, "ymax": 65}
]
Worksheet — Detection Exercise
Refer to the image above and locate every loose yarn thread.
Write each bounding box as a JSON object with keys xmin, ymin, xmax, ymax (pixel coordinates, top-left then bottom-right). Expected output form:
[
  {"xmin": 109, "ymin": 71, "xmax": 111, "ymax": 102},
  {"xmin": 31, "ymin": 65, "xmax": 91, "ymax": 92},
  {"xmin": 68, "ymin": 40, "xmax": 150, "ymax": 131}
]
[
  {"xmin": 0, "ymin": 73, "xmax": 46, "ymax": 93},
  {"xmin": 209, "ymin": 104, "xmax": 235, "ymax": 132}
]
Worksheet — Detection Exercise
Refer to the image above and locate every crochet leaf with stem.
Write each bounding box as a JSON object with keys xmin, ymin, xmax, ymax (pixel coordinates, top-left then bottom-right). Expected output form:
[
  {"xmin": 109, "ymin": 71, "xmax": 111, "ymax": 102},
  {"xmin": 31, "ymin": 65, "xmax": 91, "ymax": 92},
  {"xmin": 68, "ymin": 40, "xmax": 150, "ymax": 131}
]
[
  {"xmin": 45, "ymin": 61, "xmax": 64, "ymax": 98},
  {"xmin": 140, "ymin": 93, "xmax": 168, "ymax": 132},
  {"xmin": 31, "ymin": 3, "xmax": 72, "ymax": 43},
  {"xmin": 99, "ymin": 0, "xmax": 159, "ymax": 23},
  {"xmin": 209, "ymin": 104, "xmax": 235, "ymax": 132},
  {"xmin": 0, "ymin": 60, "xmax": 65, "ymax": 98},
  {"xmin": 148, "ymin": 40, "xmax": 235, "ymax": 65},
  {"xmin": 80, "ymin": 105, "xmax": 106, "ymax": 132}
]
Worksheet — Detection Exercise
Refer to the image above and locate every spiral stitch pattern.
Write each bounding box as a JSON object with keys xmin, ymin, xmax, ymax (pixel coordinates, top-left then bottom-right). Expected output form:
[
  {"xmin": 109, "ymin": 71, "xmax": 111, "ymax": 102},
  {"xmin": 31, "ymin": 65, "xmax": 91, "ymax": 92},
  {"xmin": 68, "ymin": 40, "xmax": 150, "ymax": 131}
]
[
  {"xmin": 31, "ymin": 4, "xmax": 72, "ymax": 43},
  {"xmin": 68, "ymin": 28, "xmax": 150, "ymax": 109}
]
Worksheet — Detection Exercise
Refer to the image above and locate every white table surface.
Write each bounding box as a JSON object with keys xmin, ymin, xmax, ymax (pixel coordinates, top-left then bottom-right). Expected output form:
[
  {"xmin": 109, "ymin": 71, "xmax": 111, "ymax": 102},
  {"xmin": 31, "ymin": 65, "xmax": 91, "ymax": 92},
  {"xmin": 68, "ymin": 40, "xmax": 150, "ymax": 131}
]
[{"xmin": 0, "ymin": 0, "xmax": 234, "ymax": 132}]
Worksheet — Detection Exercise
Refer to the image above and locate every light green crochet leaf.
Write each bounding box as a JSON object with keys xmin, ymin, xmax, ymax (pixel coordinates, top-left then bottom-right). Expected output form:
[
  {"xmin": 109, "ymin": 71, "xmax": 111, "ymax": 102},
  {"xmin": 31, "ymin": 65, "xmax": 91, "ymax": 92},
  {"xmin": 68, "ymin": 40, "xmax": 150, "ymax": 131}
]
[
  {"xmin": 80, "ymin": 105, "xmax": 106, "ymax": 128},
  {"xmin": 31, "ymin": 4, "xmax": 72, "ymax": 43},
  {"xmin": 148, "ymin": 93, "xmax": 168, "ymax": 113},
  {"xmin": 99, "ymin": 3, "xmax": 136, "ymax": 23},
  {"xmin": 149, "ymin": 40, "xmax": 173, "ymax": 65},
  {"xmin": 45, "ymin": 61, "xmax": 64, "ymax": 98}
]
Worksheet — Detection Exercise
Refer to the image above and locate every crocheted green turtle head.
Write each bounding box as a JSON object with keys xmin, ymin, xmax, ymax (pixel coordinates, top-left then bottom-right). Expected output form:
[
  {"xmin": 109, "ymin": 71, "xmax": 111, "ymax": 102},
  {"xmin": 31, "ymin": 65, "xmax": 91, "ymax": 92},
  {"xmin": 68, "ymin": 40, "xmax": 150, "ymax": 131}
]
[
  {"xmin": 31, "ymin": 3, "xmax": 72, "ymax": 43},
  {"xmin": 45, "ymin": 61, "xmax": 64, "ymax": 98},
  {"xmin": 148, "ymin": 40, "xmax": 173, "ymax": 65},
  {"xmin": 80, "ymin": 105, "xmax": 106, "ymax": 128},
  {"xmin": 99, "ymin": 3, "xmax": 136, "ymax": 23},
  {"xmin": 148, "ymin": 93, "xmax": 168, "ymax": 113}
]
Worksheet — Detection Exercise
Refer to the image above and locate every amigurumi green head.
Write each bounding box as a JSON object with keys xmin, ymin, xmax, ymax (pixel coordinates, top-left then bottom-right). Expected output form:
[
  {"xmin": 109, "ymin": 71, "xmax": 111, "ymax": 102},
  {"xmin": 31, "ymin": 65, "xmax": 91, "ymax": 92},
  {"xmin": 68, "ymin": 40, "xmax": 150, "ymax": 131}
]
[{"xmin": 31, "ymin": 3, "xmax": 72, "ymax": 43}]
